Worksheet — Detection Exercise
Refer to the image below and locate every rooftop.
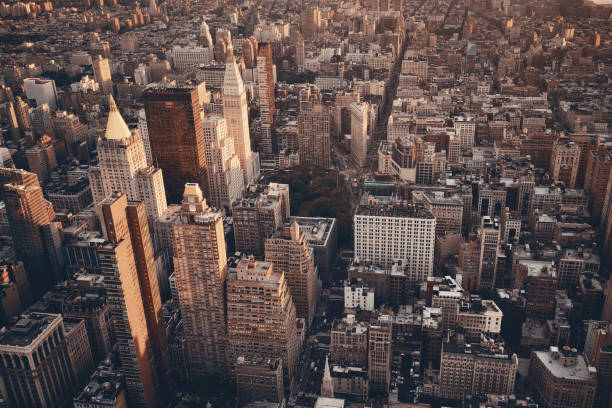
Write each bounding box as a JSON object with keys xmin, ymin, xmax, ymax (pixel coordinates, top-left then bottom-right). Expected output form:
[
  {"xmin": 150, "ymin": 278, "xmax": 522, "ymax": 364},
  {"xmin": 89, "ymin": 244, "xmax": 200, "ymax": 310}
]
[
  {"xmin": 356, "ymin": 198, "xmax": 434, "ymax": 219},
  {"xmin": 533, "ymin": 347, "xmax": 596, "ymax": 381},
  {"xmin": 290, "ymin": 216, "xmax": 335, "ymax": 246},
  {"xmin": 0, "ymin": 312, "xmax": 60, "ymax": 349},
  {"xmin": 75, "ymin": 349, "xmax": 125, "ymax": 405}
]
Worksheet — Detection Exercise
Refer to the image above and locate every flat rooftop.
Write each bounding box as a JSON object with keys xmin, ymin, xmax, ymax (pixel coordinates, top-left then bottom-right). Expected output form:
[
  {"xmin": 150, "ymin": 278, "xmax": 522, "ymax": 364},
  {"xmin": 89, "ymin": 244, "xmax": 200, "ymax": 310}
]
[
  {"xmin": 0, "ymin": 313, "xmax": 59, "ymax": 348},
  {"xmin": 533, "ymin": 349, "xmax": 595, "ymax": 381},
  {"xmin": 291, "ymin": 216, "xmax": 335, "ymax": 246},
  {"xmin": 356, "ymin": 203, "xmax": 434, "ymax": 219}
]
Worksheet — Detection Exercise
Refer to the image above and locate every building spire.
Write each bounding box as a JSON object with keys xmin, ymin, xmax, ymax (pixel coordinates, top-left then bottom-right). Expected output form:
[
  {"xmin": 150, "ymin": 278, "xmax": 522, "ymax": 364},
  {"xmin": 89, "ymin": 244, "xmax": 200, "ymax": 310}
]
[
  {"xmin": 104, "ymin": 95, "xmax": 132, "ymax": 140},
  {"xmin": 223, "ymin": 56, "xmax": 244, "ymax": 96},
  {"xmin": 321, "ymin": 354, "xmax": 334, "ymax": 398}
]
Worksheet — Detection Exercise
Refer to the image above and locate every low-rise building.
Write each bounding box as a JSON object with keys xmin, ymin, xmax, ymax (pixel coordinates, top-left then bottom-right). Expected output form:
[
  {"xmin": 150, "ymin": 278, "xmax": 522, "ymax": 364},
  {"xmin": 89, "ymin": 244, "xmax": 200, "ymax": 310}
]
[
  {"xmin": 529, "ymin": 346, "xmax": 597, "ymax": 408},
  {"xmin": 331, "ymin": 365, "xmax": 368, "ymax": 400},
  {"xmin": 73, "ymin": 348, "xmax": 128, "ymax": 408},
  {"xmin": 439, "ymin": 332, "xmax": 518, "ymax": 400},
  {"xmin": 235, "ymin": 356, "xmax": 284, "ymax": 405}
]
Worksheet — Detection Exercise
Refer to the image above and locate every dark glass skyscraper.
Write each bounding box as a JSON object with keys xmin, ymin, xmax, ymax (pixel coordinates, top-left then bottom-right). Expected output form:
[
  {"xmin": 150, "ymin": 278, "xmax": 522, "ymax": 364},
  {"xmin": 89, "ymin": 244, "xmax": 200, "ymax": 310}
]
[{"xmin": 143, "ymin": 87, "xmax": 207, "ymax": 203}]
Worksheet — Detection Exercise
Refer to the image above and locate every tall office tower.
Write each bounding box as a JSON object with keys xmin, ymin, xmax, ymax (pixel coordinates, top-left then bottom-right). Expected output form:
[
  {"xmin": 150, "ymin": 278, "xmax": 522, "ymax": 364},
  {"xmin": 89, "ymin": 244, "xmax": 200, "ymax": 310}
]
[
  {"xmin": 569, "ymin": 133, "xmax": 599, "ymax": 187},
  {"xmin": 172, "ymin": 183, "xmax": 229, "ymax": 375},
  {"xmin": 232, "ymin": 182, "xmax": 290, "ymax": 255},
  {"xmin": 23, "ymin": 78, "xmax": 58, "ymax": 111},
  {"xmin": 447, "ymin": 134, "xmax": 461, "ymax": 164},
  {"xmin": 4, "ymin": 180, "xmax": 64, "ymax": 297},
  {"xmin": 226, "ymin": 257, "xmax": 299, "ymax": 379},
  {"xmin": 440, "ymin": 332, "xmax": 518, "ymax": 400},
  {"xmin": 257, "ymin": 43, "xmax": 276, "ymax": 158},
  {"xmin": 202, "ymin": 116, "xmax": 244, "ymax": 211},
  {"xmin": 550, "ymin": 138, "xmax": 580, "ymax": 187},
  {"xmin": 25, "ymin": 141, "xmax": 57, "ymax": 182},
  {"xmin": 517, "ymin": 176, "xmax": 535, "ymax": 220},
  {"xmin": 585, "ymin": 323, "xmax": 612, "ymax": 407},
  {"xmin": 301, "ymin": 6, "xmax": 321, "ymax": 39},
  {"xmin": 101, "ymin": 194, "xmax": 169, "ymax": 384},
  {"xmin": 298, "ymin": 104, "xmax": 331, "ymax": 168},
  {"xmin": 223, "ymin": 58, "xmax": 259, "ymax": 185},
  {"xmin": 53, "ymin": 111, "xmax": 88, "ymax": 152},
  {"xmin": 602, "ymin": 172, "xmax": 612, "ymax": 261},
  {"xmin": 0, "ymin": 167, "xmax": 39, "ymax": 198},
  {"xmin": 89, "ymin": 97, "xmax": 167, "ymax": 220},
  {"xmin": 478, "ymin": 216, "xmax": 501, "ymax": 291},
  {"xmin": 0, "ymin": 313, "xmax": 91, "ymax": 407},
  {"xmin": 334, "ymin": 92, "xmax": 360, "ymax": 139},
  {"xmin": 143, "ymin": 87, "xmax": 208, "ymax": 203},
  {"xmin": 242, "ymin": 37, "xmax": 258, "ymax": 69},
  {"xmin": 295, "ymin": 33, "xmax": 305, "ymax": 71},
  {"xmin": 354, "ymin": 194, "xmax": 436, "ymax": 279},
  {"xmin": 6, "ymin": 102, "xmax": 20, "ymax": 141},
  {"xmin": 199, "ymin": 18, "xmax": 213, "ymax": 47},
  {"xmin": 500, "ymin": 207, "xmax": 521, "ymax": 244},
  {"xmin": 97, "ymin": 193, "xmax": 163, "ymax": 408},
  {"xmin": 13, "ymin": 96, "xmax": 32, "ymax": 132},
  {"xmin": 584, "ymin": 147, "xmax": 612, "ymax": 222},
  {"xmin": 265, "ymin": 222, "xmax": 319, "ymax": 325},
  {"xmin": 368, "ymin": 314, "xmax": 392, "ymax": 392},
  {"xmin": 215, "ymin": 40, "xmax": 230, "ymax": 63},
  {"xmin": 92, "ymin": 55, "xmax": 113, "ymax": 95},
  {"xmin": 350, "ymin": 102, "xmax": 370, "ymax": 168}
]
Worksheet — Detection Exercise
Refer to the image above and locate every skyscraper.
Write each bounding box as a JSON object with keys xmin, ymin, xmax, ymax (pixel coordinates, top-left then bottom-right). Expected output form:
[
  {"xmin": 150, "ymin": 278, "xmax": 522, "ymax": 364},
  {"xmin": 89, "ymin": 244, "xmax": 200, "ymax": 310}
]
[
  {"xmin": 265, "ymin": 221, "xmax": 320, "ymax": 325},
  {"xmin": 232, "ymin": 182, "xmax": 290, "ymax": 255},
  {"xmin": 295, "ymin": 33, "xmax": 305, "ymax": 71},
  {"xmin": 585, "ymin": 147, "xmax": 612, "ymax": 223},
  {"xmin": 98, "ymin": 192, "xmax": 164, "ymax": 407},
  {"xmin": 171, "ymin": 183, "xmax": 229, "ymax": 375},
  {"xmin": 298, "ymin": 103, "xmax": 331, "ymax": 168},
  {"xmin": 350, "ymin": 102, "xmax": 370, "ymax": 168},
  {"xmin": 25, "ymin": 140, "xmax": 57, "ymax": 183},
  {"xmin": 550, "ymin": 138, "xmax": 580, "ymax": 187},
  {"xmin": 223, "ymin": 57, "xmax": 259, "ymax": 185},
  {"xmin": 368, "ymin": 315, "xmax": 392, "ymax": 392},
  {"xmin": 353, "ymin": 194, "xmax": 436, "ymax": 281},
  {"xmin": 92, "ymin": 55, "xmax": 113, "ymax": 95},
  {"xmin": 478, "ymin": 216, "xmax": 501, "ymax": 290},
  {"xmin": 257, "ymin": 43, "xmax": 275, "ymax": 159},
  {"xmin": 4, "ymin": 175, "xmax": 64, "ymax": 296},
  {"xmin": 202, "ymin": 116, "xmax": 244, "ymax": 211},
  {"xmin": 301, "ymin": 6, "xmax": 321, "ymax": 39},
  {"xmin": 143, "ymin": 87, "xmax": 208, "ymax": 203},
  {"xmin": 199, "ymin": 18, "xmax": 213, "ymax": 48},
  {"xmin": 124, "ymin": 201, "xmax": 170, "ymax": 378},
  {"xmin": 226, "ymin": 257, "xmax": 299, "ymax": 380},
  {"xmin": 0, "ymin": 167, "xmax": 39, "ymax": 197},
  {"xmin": 90, "ymin": 97, "xmax": 167, "ymax": 220}
]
